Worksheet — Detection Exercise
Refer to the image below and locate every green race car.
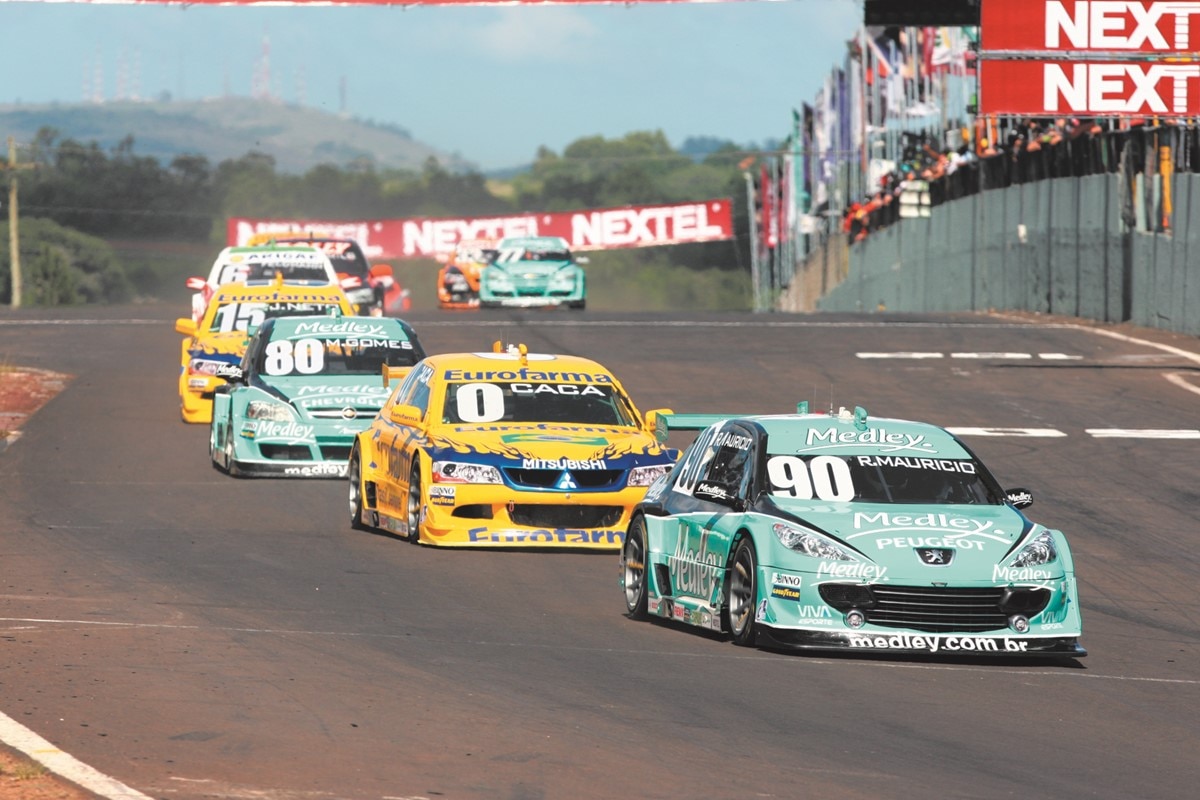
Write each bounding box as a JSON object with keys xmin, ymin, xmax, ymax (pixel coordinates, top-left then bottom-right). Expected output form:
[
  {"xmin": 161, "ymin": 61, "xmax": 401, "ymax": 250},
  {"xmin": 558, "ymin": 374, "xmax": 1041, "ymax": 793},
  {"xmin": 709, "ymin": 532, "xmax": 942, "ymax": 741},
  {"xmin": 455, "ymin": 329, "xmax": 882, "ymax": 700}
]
[
  {"xmin": 620, "ymin": 405, "xmax": 1085, "ymax": 658},
  {"xmin": 210, "ymin": 314, "xmax": 425, "ymax": 478},
  {"xmin": 479, "ymin": 236, "xmax": 587, "ymax": 309}
]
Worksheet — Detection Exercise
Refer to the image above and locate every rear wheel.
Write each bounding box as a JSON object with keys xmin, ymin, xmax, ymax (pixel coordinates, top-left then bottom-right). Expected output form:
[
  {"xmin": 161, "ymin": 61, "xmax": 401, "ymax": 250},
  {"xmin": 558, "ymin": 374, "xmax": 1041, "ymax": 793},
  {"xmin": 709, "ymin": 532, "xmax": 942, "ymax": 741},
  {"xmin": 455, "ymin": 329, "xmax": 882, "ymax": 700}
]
[
  {"xmin": 405, "ymin": 460, "xmax": 422, "ymax": 543},
  {"xmin": 726, "ymin": 537, "xmax": 760, "ymax": 647},
  {"xmin": 621, "ymin": 517, "xmax": 650, "ymax": 619},
  {"xmin": 348, "ymin": 446, "xmax": 367, "ymax": 530}
]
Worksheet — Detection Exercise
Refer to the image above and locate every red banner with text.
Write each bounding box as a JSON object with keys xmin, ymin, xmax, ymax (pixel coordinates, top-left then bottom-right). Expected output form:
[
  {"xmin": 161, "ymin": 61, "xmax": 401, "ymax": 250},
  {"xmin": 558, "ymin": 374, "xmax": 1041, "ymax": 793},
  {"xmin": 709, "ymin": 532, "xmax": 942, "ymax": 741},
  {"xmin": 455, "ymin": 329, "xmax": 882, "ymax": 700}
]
[
  {"xmin": 980, "ymin": 58, "xmax": 1200, "ymax": 116},
  {"xmin": 227, "ymin": 199, "xmax": 734, "ymax": 261},
  {"xmin": 982, "ymin": 0, "xmax": 1200, "ymax": 53}
]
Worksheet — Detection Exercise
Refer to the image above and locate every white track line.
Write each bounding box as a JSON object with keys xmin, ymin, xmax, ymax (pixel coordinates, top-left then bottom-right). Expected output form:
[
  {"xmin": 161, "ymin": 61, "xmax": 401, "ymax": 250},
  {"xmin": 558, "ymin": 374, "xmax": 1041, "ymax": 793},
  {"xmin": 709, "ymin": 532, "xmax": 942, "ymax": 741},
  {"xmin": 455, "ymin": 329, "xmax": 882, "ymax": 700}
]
[{"xmin": 0, "ymin": 710, "xmax": 152, "ymax": 799}]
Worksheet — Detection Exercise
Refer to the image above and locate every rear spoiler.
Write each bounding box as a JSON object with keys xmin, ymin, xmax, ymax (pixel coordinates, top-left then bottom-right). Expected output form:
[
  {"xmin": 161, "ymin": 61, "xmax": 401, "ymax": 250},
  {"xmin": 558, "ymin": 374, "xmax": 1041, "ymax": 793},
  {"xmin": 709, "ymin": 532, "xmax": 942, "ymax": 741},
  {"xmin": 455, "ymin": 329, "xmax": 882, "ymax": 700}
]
[
  {"xmin": 652, "ymin": 402, "xmax": 818, "ymax": 442},
  {"xmin": 382, "ymin": 364, "xmax": 412, "ymax": 388},
  {"xmin": 653, "ymin": 413, "xmax": 739, "ymax": 443}
]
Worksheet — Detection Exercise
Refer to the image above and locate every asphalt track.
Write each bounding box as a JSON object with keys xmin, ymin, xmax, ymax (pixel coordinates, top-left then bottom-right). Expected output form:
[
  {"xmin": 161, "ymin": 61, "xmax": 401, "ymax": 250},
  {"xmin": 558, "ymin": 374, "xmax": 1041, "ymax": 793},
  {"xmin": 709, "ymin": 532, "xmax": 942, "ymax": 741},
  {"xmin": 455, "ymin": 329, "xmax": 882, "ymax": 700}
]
[{"xmin": 1, "ymin": 304, "xmax": 1198, "ymax": 800}]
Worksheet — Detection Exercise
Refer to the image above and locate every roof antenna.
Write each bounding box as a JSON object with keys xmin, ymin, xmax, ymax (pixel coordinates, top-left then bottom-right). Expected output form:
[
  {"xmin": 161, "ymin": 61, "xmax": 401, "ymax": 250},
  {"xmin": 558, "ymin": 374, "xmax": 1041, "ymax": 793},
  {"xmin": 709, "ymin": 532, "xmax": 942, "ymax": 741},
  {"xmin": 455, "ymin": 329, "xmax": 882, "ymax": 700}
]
[{"xmin": 828, "ymin": 384, "xmax": 834, "ymax": 416}]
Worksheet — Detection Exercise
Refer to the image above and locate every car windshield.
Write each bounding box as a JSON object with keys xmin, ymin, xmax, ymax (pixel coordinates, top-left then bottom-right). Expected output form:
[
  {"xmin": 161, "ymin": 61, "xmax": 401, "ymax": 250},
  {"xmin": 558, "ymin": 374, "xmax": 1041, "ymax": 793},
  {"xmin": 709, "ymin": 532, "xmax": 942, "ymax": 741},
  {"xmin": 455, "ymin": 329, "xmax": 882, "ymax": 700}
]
[
  {"xmin": 208, "ymin": 301, "xmax": 345, "ymax": 333},
  {"xmin": 765, "ymin": 452, "xmax": 1005, "ymax": 505},
  {"xmin": 243, "ymin": 262, "xmax": 332, "ymax": 283},
  {"xmin": 215, "ymin": 259, "xmax": 331, "ymax": 285},
  {"xmin": 441, "ymin": 382, "xmax": 637, "ymax": 426},
  {"xmin": 521, "ymin": 249, "xmax": 571, "ymax": 262},
  {"xmin": 256, "ymin": 334, "xmax": 419, "ymax": 377}
]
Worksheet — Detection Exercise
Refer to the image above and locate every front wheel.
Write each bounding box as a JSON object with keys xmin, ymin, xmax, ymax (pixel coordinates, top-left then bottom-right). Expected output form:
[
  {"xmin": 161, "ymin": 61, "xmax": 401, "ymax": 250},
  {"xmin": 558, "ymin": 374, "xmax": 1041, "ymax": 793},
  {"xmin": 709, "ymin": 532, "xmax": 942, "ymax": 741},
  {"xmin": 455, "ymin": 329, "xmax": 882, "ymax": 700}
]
[
  {"xmin": 726, "ymin": 537, "xmax": 760, "ymax": 647},
  {"xmin": 348, "ymin": 446, "xmax": 367, "ymax": 530},
  {"xmin": 621, "ymin": 517, "xmax": 650, "ymax": 619},
  {"xmin": 405, "ymin": 460, "xmax": 423, "ymax": 544}
]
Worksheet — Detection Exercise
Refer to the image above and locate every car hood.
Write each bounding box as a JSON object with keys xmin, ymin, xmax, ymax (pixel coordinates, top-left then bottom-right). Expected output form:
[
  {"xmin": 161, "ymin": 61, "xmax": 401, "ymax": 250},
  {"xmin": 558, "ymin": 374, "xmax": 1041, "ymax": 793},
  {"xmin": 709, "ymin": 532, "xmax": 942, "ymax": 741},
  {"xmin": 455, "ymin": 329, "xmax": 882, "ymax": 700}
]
[
  {"xmin": 427, "ymin": 422, "xmax": 674, "ymax": 467},
  {"xmin": 260, "ymin": 377, "xmax": 392, "ymax": 413},
  {"xmin": 490, "ymin": 260, "xmax": 575, "ymax": 277},
  {"xmin": 778, "ymin": 501, "xmax": 1035, "ymax": 577},
  {"xmin": 188, "ymin": 331, "xmax": 249, "ymax": 361}
]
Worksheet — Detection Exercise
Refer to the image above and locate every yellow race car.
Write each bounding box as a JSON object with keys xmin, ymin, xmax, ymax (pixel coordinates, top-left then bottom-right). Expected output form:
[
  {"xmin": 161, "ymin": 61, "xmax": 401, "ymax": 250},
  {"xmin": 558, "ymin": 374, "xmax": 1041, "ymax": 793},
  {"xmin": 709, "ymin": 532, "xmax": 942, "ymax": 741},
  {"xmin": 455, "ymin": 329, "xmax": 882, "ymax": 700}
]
[
  {"xmin": 348, "ymin": 343, "xmax": 678, "ymax": 548},
  {"xmin": 175, "ymin": 275, "xmax": 355, "ymax": 424}
]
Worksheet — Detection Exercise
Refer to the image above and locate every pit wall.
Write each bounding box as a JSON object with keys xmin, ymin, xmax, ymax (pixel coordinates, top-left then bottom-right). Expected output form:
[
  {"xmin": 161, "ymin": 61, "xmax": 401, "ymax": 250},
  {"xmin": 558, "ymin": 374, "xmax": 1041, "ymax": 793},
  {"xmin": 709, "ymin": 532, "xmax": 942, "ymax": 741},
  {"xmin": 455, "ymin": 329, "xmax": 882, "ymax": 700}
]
[{"xmin": 789, "ymin": 174, "xmax": 1200, "ymax": 336}]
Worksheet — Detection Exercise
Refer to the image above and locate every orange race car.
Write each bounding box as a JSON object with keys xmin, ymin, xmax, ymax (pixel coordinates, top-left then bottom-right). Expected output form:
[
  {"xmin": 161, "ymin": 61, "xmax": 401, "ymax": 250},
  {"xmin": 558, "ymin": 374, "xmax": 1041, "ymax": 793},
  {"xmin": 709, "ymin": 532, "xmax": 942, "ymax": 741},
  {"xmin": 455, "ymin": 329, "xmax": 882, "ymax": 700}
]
[
  {"xmin": 436, "ymin": 238, "xmax": 498, "ymax": 309},
  {"xmin": 247, "ymin": 232, "xmax": 411, "ymax": 317}
]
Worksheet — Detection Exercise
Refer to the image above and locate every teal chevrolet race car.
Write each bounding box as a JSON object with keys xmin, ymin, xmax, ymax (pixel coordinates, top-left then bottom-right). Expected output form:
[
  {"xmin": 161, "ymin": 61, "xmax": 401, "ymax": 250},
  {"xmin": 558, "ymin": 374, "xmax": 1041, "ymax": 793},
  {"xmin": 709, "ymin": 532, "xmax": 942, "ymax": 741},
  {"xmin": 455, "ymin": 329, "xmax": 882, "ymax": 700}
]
[
  {"xmin": 620, "ymin": 405, "xmax": 1085, "ymax": 658},
  {"xmin": 479, "ymin": 236, "xmax": 587, "ymax": 309},
  {"xmin": 210, "ymin": 314, "xmax": 425, "ymax": 478}
]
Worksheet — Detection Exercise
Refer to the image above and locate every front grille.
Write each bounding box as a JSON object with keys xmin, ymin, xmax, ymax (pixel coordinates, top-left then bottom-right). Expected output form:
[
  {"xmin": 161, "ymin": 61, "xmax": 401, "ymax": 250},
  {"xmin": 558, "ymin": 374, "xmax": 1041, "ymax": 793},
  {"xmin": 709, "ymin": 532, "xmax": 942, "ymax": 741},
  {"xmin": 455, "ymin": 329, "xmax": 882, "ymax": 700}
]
[
  {"xmin": 308, "ymin": 407, "xmax": 379, "ymax": 419},
  {"xmin": 509, "ymin": 504, "xmax": 622, "ymax": 529},
  {"xmin": 319, "ymin": 445, "xmax": 352, "ymax": 461},
  {"xmin": 818, "ymin": 584, "xmax": 1050, "ymax": 633},
  {"xmin": 504, "ymin": 468, "xmax": 624, "ymax": 490},
  {"xmin": 260, "ymin": 444, "xmax": 313, "ymax": 461}
]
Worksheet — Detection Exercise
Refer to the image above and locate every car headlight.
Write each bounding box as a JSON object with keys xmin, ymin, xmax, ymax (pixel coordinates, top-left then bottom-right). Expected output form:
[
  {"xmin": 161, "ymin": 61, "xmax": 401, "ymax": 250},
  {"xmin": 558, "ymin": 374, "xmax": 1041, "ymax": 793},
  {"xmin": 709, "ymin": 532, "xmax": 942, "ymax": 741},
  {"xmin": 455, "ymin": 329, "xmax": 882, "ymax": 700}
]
[
  {"xmin": 1008, "ymin": 530, "xmax": 1058, "ymax": 568},
  {"xmin": 772, "ymin": 522, "xmax": 855, "ymax": 560},
  {"xmin": 628, "ymin": 464, "xmax": 672, "ymax": 487},
  {"xmin": 549, "ymin": 269, "xmax": 577, "ymax": 289},
  {"xmin": 486, "ymin": 271, "xmax": 513, "ymax": 290},
  {"xmin": 432, "ymin": 461, "xmax": 502, "ymax": 484},
  {"xmin": 246, "ymin": 400, "xmax": 295, "ymax": 421}
]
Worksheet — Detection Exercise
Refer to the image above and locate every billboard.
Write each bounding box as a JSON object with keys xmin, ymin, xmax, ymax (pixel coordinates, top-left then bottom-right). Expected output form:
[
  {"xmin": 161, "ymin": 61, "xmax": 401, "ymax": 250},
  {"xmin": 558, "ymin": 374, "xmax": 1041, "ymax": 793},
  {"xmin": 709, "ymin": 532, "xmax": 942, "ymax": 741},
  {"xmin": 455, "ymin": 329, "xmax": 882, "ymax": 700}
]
[
  {"xmin": 982, "ymin": 1, "xmax": 1200, "ymax": 52},
  {"xmin": 980, "ymin": 58, "xmax": 1200, "ymax": 116},
  {"xmin": 227, "ymin": 199, "xmax": 734, "ymax": 261},
  {"xmin": 979, "ymin": 0, "xmax": 1200, "ymax": 116}
]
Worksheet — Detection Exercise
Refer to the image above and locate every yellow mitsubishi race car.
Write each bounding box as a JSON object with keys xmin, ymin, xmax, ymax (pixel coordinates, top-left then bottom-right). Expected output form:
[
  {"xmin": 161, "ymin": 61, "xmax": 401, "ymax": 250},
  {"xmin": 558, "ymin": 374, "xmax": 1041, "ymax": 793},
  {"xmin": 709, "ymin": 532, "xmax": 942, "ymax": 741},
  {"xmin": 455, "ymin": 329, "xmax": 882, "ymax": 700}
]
[
  {"xmin": 175, "ymin": 275, "xmax": 355, "ymax": 424},
  {"xmin": 348, "ymin": 343, "xmax": 679, "ymax": 548}
]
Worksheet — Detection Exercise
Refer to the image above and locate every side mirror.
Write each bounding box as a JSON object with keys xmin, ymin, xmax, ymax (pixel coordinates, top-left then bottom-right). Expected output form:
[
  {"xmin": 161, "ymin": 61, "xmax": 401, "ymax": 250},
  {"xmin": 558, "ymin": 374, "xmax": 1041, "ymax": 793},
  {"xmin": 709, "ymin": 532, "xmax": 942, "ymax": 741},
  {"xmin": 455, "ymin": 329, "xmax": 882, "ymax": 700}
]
[
  {"xmin": 389, "ymin": 403, "xmax": 423, "ymax": 426},
  {"xmin": 185, "ymin": 276, "xmax": 207, "ymax": 291},
  {"xmin": 175, "ymin": 317, "xmax": 198, "ymax": 337},
  {"xmin": 1006, "ymin": 488, "xmax": 1034, "ymax": 509},
  {"xmin": 576, "ymin": 256, "xmax": 590, "ymax": 265},
  {"xmin": 643, "ymin": 409, "xmax": 674, "ymax": 441},
  {"xmin": 217, "ymin": 364, "xmax": 245, "ymax": 383}
]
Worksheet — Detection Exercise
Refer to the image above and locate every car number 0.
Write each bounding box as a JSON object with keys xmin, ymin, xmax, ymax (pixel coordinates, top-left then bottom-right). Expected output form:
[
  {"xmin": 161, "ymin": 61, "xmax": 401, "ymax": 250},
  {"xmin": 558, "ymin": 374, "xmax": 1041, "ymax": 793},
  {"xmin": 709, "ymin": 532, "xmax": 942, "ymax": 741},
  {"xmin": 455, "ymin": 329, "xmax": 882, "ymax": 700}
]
[
  {"xmin": 455, "ymin": 383, "xmax": 505, "ymax": 422},
  {"xmin": 264, "ymin": 338, "xmax": 325, "ymax": 376},
  {"xmin": 767, "ymin": 455, "xmax": 854, "ymax": 501}
]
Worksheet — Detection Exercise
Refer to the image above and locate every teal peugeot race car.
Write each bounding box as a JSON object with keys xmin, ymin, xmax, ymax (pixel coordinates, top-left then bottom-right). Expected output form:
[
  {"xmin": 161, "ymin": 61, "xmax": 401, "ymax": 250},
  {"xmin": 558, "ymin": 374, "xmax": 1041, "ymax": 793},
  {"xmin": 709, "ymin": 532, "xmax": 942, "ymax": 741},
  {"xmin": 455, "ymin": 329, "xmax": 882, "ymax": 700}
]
[
  {"xmin": 620, "ymin": 405, "xmax": 1085, "ymax": 658},
  {"xmin": 479, "ymin": 236, "xmax": 587, "ymax": 309},
  {"xmin": 210, "ymin": 314, "xmax": 425, "ymax": 478}
]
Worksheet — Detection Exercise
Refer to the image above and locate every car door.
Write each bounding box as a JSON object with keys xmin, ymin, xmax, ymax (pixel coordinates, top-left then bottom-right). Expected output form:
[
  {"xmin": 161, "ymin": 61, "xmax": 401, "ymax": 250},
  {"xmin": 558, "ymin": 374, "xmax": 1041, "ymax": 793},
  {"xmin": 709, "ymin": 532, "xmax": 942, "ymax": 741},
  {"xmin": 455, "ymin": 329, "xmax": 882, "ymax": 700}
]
[{"xmin": 665, "ymin": 421, "xmax": 759, "ymax": 608}]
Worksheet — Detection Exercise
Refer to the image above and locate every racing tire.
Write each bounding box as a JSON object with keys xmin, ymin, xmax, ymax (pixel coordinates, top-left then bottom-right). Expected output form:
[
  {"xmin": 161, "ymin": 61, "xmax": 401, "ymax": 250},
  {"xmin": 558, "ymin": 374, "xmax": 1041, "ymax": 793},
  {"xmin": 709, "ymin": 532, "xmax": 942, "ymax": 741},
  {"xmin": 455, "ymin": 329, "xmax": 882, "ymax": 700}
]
[
  {"xmin": 224, "ymin": 427, "xmax": 241, "ymax": 478},
  {"xmin": 348, "ymin": 446, "xmax": 367, "ymax": 531},
  {"xmin": 405, "ymin": 460, "xmax": 422, "ymax": 544},
  {"xmin": 726, "ymin": 536, "xmax": 760, "ymax": 647},
  {"xmin": 569, "ymin": 299, "xmax": 586, "ymax": 310},
  {"xmin": 621, "ymin": 517, "xmax": 650, "ymax": 620}
]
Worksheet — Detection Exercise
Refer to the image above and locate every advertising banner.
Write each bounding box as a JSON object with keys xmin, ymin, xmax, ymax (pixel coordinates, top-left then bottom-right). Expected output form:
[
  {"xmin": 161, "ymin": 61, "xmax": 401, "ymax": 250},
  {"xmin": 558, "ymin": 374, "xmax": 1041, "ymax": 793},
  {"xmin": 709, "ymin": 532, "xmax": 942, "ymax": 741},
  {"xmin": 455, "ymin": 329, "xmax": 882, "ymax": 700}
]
[
  {"xmin": 981, "ymin": 0, "xmax": 1200, "ymax": 53},
  {"xmin": 227, "ymin": 199, "xmax": 734, "ymax": 261},
  {"xmin": 979, "ymin": 58, "xmax": 1200, "ymax": 115}
]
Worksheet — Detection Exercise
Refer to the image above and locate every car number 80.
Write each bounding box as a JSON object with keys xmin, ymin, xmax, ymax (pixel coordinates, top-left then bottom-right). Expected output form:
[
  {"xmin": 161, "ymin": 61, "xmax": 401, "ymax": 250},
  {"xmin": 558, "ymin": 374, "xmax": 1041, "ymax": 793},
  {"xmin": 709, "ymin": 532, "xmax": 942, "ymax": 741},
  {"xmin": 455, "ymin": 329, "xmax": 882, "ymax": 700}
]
[{"xmin": 767, "ymin": 455, "xmax": 854, "ymax": 501}]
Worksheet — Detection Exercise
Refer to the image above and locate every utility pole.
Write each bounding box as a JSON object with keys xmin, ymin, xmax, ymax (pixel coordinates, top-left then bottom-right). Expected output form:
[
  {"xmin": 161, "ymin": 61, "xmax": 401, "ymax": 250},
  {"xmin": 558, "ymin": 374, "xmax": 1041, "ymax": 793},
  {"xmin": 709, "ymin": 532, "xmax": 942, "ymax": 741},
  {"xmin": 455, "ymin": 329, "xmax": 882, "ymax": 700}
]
[{"xmin": 3, "ymin": 136, "xmax": 35, "ymax": 308}]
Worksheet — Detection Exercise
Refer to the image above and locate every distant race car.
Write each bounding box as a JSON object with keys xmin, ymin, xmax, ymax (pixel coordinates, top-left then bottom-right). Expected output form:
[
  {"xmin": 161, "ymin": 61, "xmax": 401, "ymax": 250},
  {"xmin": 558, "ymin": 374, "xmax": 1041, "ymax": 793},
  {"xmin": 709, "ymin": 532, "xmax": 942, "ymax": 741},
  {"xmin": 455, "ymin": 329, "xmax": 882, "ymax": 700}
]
[
  {"xmin": 209, "ymin": 314, "xmax": 425, "ymax": 477},
  {"xmin": 348, "ymin": 343, "xmax": 677, "ymax": 548},
  {"xmin": 247, "ymin": 232, "xmax": 411, "ymax": 317},
  {"xmin": 479, "ymin": 236, "xmax": 587, "ymax": 310},
  {"xmin": 437, "ymin": 238, "xmax": 497, "ymax": 309},
  {"xmin": 185, "ymin": 244, "xmax": 340, "ymax": 323},
  {"xmin": 174, "ymin": 275, "xmax": 356, "ymax": 424},
  {"xmin": 620, "ymin": 405, "xmax": 1086, "ymax": 658}
]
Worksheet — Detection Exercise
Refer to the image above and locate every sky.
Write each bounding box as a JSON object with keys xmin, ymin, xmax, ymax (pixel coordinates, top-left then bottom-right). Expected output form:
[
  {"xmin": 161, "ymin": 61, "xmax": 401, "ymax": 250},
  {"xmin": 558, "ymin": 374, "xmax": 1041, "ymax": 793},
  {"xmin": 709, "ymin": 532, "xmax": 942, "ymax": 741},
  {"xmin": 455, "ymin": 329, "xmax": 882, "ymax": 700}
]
[{"xmin": 0, "ymin": 0, "xmax": 864, "ymax": 171}]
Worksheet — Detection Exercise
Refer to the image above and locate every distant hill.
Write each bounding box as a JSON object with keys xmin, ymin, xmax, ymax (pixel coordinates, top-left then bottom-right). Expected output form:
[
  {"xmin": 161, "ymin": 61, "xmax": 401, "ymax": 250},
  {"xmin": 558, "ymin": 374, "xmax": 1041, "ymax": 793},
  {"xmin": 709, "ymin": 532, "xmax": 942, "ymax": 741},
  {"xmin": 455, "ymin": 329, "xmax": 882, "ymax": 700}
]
[{"xmin": 0, "ymin": 97, "xmax": 474, "ymax": 174}]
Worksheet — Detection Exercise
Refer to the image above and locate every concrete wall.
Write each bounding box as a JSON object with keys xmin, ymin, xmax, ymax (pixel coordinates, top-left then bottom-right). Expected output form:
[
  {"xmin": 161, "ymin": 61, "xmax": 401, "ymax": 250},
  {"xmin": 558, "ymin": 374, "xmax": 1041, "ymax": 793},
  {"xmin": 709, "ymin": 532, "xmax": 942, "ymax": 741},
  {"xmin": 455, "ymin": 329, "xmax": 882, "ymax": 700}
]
[{"xmin": 807, "ymin": 174, "xmax": 1200, "ymax": 336}]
